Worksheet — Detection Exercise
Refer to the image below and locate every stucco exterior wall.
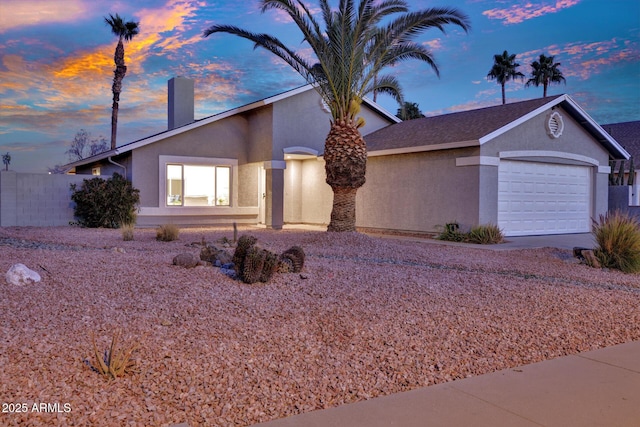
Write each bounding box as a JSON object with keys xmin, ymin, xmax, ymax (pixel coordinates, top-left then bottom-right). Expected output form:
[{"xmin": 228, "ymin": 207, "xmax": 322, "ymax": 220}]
[
  {"xmin": 480, "ymin": 106, "xmax": 612, "ymax": 221},
  {"xmin": 0, "ymin": 171, "xmax": 106, "ymax": 227},
  {"xmin": 481, "ymin": 107, "xmax": 610, "ymax": 164},
  {"xmin": 273, "ymin": 90, "xmax": 332, "ymax": 156},
  {"xmin": 284, "ymin": 158, "xmax": 332, "ymax": 225},
  {"xmin": 132, "ymin": 115, "xmax": 250, "ymax": 208},
  {"xmin": 356, "ymin": 148, "xmax": 481, "ymax": 233}
]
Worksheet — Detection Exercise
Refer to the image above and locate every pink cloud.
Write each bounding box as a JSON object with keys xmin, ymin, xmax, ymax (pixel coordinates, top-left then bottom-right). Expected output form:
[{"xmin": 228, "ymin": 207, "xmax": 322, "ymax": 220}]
[
  {"xmin": 483, "ymin": 0, "xmax": 581, "ymax": 25},
  {"xmin": 518, "ymin": 38, "xmax": 639, "ymax": 81},
  {"xmin": 0, "ymin": 0, "xmax": 88, "ymax": 33}
]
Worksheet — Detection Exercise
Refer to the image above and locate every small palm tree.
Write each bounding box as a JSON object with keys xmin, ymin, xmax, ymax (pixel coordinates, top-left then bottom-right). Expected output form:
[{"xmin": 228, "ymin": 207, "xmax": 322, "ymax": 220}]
[
  {"xmin": 397, "ymin": 102, "xmax": 425, "ymax": 120},
  {"xmin": 204, "ymin": 0, "xmax": 470, "ymax": 232},
  {"xmin": 2, "ymin": 152, "xmax": 10, "ymax": 171},
  {"xmin": 487, "ymin": 50, "xmax": 524, "ymax": 105},
  {"xmin": 525, "ymin": 54, "xmax": 566, "ymax": 97},
  {"xmin": 105, "ymin": 13, "xmax": 140, "ymax": 150}
]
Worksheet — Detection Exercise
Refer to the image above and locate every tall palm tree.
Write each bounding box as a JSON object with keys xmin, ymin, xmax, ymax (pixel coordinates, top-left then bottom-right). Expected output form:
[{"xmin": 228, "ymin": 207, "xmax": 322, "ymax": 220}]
[
  {"xmin": 204, "ymin": 0, "xmax": 470, "ymax": 232},
  {"xmin": 525, "ymin": 54, "xmax": 566, "ymax": 98},
  {"xmin": 105, "ymin": 13, "xmax": 139, "ymax": 150},
  {"xmin": 487, "ymin": 50, "xmax": 524, "ymax": 105}
]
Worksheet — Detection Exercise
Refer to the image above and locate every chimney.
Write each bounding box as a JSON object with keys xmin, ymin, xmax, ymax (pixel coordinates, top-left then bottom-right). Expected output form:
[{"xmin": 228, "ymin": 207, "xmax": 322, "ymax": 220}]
[{"xmin": 168, "ymin": 77, "xmax": 194, "ymax": 130}]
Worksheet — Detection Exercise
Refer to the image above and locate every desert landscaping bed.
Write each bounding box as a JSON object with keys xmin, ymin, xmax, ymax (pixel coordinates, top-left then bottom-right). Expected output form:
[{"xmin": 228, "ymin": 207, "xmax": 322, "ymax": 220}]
[{"xmin": 1, "ymin": 226, "xmax": 639, "ymax": 427}]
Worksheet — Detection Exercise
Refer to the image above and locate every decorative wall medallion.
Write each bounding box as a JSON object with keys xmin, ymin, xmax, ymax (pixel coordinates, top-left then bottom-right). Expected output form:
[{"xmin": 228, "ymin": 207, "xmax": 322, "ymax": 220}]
[{"xmin": 546, "ymin": 111, "xmax": 564, "ymax": 139}]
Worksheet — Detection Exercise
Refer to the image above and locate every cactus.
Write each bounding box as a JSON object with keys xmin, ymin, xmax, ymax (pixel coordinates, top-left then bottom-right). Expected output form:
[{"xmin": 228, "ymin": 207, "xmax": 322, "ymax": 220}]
[
  {"xmin": 279, "ymin": 246, "xmax": 305, "ymax": 273},
  {"xmin": 233, "ymin": 235, "xmax": 258, "ymax": 275},
  {"xmin": 260, "ymin": 250, "xmax": 279, "ymax": 282},
  {"xmin": 242, "ymin": 246, "xmax": 266, "ymax": 284}
]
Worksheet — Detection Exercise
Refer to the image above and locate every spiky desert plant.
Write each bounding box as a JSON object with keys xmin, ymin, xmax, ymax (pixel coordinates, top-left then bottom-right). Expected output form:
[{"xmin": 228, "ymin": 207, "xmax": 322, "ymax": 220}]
[
  {"xmin": 260, "ymin": 250, "xmax": 279, "ymax": 282},
  {"xmin": 592, "ymin": 210, "xmax": 640, "ymax": 273},
  {"xmin": 156, "ymin": 223, "xmax": 179, "ymax": 241},
  {"xmin": 120, "ymin": 223, "xmax": 134, "ymax": 241},
  {"xmin": 233, "ymin": 235, "xmax": 258, "ymax": 275},
  {"xmin": 437, "ymin": 222, "xmax": 466, "ymax": 242},
  {"xmin": 89, "ymin": 330, "xmax": 138, "ymax": 379},
  {"xmin": 243, "ymin": 246, "xmax": 267, "ymax": 284},
  {"xmin": 467, "ymin": 224, "xmax": 504, "ymax": 244},
  {"xmin": 279, "ymin": 246, "xmax": 305, "ymax": 273}
]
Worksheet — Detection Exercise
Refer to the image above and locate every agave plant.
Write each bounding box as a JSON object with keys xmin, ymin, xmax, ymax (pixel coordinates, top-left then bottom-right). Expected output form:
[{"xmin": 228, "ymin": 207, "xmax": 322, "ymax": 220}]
[{"xmin": 88, "ymin": 330, "xmax": 139, "ymax": 379}]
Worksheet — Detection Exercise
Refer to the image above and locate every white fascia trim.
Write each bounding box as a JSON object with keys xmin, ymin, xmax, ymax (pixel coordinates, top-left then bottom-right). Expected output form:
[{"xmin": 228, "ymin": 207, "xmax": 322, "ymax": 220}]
[
  {"xmin": 368, "ymin": 140, "xmax": 479, "ymax": 157},
  {"xmin": 263, "ymin": 160, "xmax": 287, "ymax": 170},
  {"xmin": 456, "ymin": 156, "xmax": 500, "ymax": 167},
  {"xmin": 499, "ymin": 150, "xmax": 600, "ymax": 166},
  {"xmin": 598, "ymin": 165, "xmax": 611, "ymax": 174},
  {"xmin": 567, "ymin": 97, "xmax": 630, "ymax": 159},
  {"xmin": 479, "ymin": 95, "xmax": 568, "ymax": 145},
  {"xmin": 283, "ymin": 146, "xmax": 319, "ymax": 156}
]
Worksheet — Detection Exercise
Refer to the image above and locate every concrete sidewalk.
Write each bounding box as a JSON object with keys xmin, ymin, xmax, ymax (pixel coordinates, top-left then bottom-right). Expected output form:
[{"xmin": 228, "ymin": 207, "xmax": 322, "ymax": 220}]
[{"xmin": 252, "ymin": 340, "xmax": 640, "ymax": 427}]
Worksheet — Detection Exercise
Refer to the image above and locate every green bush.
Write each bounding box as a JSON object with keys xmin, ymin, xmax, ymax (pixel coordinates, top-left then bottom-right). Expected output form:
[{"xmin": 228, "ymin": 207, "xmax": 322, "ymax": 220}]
[
  {"xmin": 70, "ymin": 173, "xmax": 139, "ymax": 228},
  {"xmin": 437, "ymin": 222, "xmax": 504, "ymax": 244},
  {"xmin": 593, "ymin": 210, "xmax": 640, "ymax": 273},
  {"xmin": 436, "ymin": 222, "xmax": 466, "ymax": 242},
  {"xmin": 156, "ymin": 224, "xmax": 180, "ymax": 242},
  {"xmin": 467, "ymin": 224, "xmax": 504, "ymax": 244}
]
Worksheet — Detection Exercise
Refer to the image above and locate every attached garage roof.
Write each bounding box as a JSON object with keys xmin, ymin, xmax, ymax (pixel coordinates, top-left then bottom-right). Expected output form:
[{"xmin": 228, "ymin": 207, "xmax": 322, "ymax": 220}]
[{"xmin": 365, "ymin": 94, "xmax": 629, "ymax": 160}]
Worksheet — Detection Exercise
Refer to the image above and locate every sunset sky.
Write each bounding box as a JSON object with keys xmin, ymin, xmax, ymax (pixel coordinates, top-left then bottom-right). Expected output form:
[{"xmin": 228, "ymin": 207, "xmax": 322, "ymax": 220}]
[{"xmin": 0, "ymin": 0, "xmax": 638, "ymax": 172}]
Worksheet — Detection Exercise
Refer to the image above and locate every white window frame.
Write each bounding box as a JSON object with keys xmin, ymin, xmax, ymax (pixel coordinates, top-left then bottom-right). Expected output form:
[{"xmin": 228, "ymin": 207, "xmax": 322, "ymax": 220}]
[{"xmin": 159, "ymin": 155, "xmax": 237, "ymax": 208}]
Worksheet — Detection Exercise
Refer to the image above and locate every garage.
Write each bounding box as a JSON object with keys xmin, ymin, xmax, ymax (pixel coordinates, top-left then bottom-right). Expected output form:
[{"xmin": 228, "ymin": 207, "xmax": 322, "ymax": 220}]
[{"xmin": 498, "ymin": 160, "xmax": 591, "ymax": 236}]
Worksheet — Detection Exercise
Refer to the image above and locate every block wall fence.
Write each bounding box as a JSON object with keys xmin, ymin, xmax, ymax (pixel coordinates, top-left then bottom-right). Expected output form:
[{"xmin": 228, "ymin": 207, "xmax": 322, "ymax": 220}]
[{"xmin": 0, "ymin": 171, "xmax": 104, "ymax": 227}]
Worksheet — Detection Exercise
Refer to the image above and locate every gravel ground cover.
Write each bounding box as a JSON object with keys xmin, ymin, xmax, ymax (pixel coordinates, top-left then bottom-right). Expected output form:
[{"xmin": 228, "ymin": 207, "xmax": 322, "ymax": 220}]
[{"xmin": 1, "ymin": 226, "xmax": 638, "ymax": 427}]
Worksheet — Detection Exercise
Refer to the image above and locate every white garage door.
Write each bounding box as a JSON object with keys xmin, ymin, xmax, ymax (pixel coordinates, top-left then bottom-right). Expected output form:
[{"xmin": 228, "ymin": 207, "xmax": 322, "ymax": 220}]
[{"xmin": 498, "ymin": 160, "xmax": 591, "ymax": 236}]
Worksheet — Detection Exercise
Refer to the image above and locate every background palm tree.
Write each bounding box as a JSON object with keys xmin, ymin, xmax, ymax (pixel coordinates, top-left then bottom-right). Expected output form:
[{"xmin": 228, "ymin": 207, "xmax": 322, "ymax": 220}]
[
  {"xmin": 525, "ymin": 54, "xmax": 566, "ymax": 97},
  {"xmin": 396, "ymin": 101, "xmax": 425, "ymax": 120},
  {"xmin": 487, "ymin": 50, "xmax": 524, "ymax": 105},
  {"xmin": 204, "ymin": 0, "xmax": 470, "ymax": 232},
  {"xmin": 105, "ymin": 13, "xmax": 139, "ymax": 150}
]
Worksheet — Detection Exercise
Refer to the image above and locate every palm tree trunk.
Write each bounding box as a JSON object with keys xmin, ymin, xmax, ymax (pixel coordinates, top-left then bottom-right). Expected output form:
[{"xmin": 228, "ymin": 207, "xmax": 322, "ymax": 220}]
[
  {"xmin": 501, "ymin": 83, "xmax": 506, "ymax": 105},
  {"xmin": 110, "ymin": 39, "xmax": 127, "ymax": 149},
  {"xmin": 324, "ymin": 120, "xmax": 367, "ymax": 232}
]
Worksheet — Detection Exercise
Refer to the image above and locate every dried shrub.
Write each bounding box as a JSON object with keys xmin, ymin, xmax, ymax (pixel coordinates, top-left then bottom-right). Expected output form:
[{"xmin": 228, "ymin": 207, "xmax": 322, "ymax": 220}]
[
  {"xmin": 156, "ymin": 224, "xmax": 179, "ymax": 242},
  {"xmin": 121, "ymin": 223, "xmax": 135, "ymax": 241},
  {"xmin": 87, "ymin": 330, "xmax": 138, "ymax": 379},
  {"xmin": 593, "ymin": 210, "xmax": 640, "ymax": 273},
  {"xmin": 467, "ymin": 224, "xmax": 504, "ymax": 244}
]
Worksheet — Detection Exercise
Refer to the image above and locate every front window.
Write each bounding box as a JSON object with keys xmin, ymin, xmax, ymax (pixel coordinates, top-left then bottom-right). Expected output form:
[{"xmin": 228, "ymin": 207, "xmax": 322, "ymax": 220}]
[{"xmin": 166, "ymin": 164, "xmax": 231, "ymax": 207}]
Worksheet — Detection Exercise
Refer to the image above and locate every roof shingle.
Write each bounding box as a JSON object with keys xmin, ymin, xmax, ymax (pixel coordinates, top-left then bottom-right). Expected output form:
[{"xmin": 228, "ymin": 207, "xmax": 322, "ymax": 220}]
[{"xmin": 364, "ymin": 95, "xmax": 564, "ymax": 151}]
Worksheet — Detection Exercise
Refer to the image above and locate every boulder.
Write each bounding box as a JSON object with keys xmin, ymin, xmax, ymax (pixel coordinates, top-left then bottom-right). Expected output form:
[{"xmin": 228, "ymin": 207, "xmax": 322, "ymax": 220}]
[
  {"xmin": 172, "ymin": 253, "xmax": 200, "ymax": 268},
  {"xmin": 200, "ymin": 245, "xmax": 233, "ymax": 266},
  {"xmin": 6, "ymin": 263, "xmax": 41, "ymax": 286},
  {"xmin": 582, "ymin": 250, "xmax": 602, "ymax": 269}
]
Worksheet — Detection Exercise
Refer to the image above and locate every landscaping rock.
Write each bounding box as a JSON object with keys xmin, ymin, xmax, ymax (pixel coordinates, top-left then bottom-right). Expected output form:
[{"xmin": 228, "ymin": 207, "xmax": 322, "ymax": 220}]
[
  {"xmin": 172, "ymin": 253, "xmax": 200, "ymax": 268},
  {"xmin": 200, "ymin": 244, "xmax": 233, "ymax": 266},
  {"xmin": 582, "ymin": 250, "xmax": 602, "ymax": 269},
  {"xmin": 6, "ymin": 263, "xmax": 41, "ymax": 286}
]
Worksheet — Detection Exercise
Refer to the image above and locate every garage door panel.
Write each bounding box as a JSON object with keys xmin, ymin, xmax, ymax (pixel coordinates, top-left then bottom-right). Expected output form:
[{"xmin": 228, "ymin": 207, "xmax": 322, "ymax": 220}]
[{"xmin": 498, "ymin": 161, "xmax": 591, "ymax": 236}]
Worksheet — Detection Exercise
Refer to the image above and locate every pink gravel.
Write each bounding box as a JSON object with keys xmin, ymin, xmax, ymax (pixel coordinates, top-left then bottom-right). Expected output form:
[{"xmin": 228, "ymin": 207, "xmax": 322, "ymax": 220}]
[{"xmin": 1, "ymin": 226, "xmax": 638, "ymax": 427}]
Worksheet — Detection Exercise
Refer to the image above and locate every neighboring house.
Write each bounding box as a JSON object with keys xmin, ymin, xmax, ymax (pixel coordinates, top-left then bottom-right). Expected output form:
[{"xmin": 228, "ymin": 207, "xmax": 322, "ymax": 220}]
[
  {"xmin": 602, "ymin": 120, "xmax": 640, "ymax": 209},
  {"xmin": 359, "ymin": 95, "xmax": 629, "ymax": 236},
  {"xmin": 66, "ymin": 80, "xmax": 628, "ymax": 237},
  {"xmin": 64, "ymin": 78, "xmax": 399, "ymax": 229},
  {"xmin": 602, "ymin": 121, "xmax": 639, "ymax": 180}
]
